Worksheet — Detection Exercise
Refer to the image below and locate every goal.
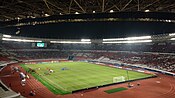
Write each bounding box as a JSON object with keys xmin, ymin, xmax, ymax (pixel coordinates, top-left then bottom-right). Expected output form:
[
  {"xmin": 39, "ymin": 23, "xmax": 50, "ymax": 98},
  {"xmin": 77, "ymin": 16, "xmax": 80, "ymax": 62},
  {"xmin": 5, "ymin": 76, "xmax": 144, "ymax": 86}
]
[{"xmin": 113, "ymin": 76, "xmax": 125, "ymax": 83}]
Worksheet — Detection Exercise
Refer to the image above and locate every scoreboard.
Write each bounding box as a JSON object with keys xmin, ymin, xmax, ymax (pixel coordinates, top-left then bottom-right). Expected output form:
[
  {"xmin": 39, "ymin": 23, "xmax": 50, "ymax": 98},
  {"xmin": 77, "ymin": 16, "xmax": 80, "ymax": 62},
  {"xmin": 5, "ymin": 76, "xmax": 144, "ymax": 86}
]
[
  {"xmin": 32, "ymin": 42, "xmax": 47, "ymax": 48},
  {"xmin": 37, "ymin": 42, "xmax": 45, "ymax": 47}
]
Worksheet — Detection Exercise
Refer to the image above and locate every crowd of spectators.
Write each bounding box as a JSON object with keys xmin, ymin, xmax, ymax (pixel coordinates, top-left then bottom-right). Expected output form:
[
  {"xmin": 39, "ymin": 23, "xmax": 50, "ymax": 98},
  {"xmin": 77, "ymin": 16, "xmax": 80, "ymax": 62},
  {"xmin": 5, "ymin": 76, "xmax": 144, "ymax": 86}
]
[
  {"xmin": 102, "ymin": 52, "xmax": 175, "ymax": 72},
  {"xmin": 0, "ymin": 41, "xmax": 175, "ymax": 73}
]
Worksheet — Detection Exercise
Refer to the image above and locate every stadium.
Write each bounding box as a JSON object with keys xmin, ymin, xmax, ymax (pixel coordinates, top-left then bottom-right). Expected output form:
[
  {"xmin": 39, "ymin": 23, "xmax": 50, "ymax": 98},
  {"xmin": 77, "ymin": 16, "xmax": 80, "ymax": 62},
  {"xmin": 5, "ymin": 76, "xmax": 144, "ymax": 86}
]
[{"xmin": 0, "ymin": 0, "xmax": 175, "ymax": 98}]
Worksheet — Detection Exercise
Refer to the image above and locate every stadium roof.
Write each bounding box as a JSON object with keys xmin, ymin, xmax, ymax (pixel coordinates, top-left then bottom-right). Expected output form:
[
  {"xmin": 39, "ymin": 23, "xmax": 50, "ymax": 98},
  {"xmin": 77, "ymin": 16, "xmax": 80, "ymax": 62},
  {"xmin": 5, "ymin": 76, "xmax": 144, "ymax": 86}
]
[
  {"xmin": 0, "ymin": 0, "xmax": 175, "ymax": 21},
  {"xmin": 0, "ymin": 0, "xmax": 175, "ymax": 39}
]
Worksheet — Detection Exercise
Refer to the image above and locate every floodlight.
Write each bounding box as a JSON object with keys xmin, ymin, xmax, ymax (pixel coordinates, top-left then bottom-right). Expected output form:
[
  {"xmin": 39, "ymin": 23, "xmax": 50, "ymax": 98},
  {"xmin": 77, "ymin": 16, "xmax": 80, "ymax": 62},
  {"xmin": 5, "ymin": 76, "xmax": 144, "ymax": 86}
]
[
  {"xmin": 103, "ymin": 38, "xmax": 125, "ymax": 41},
  {"xmin": 110, "ymin": 10, "xmax": 114, "ymax": 13},
  {"xmin": 81, "ymin": 39, "xmax": 91, "ymax": 42},
  {"xmin": 145, "ymin": 10, "xmax": 150, "ymax": 12},
  {"xmin": 3, "ymin": 34, "xmax": 11, "ymax": 38},
  {"xmin": 103, "ymin": 40, "xmax": 152, "ymax": 44},
  {"xmin": 75, "ymin": 12, "xmax": 79, "ymax": 14},
  {"xmin": 169, "ymin": 33, "xmax": 175, "ymax": 36},
  {"xmin": 125, "ymin": 36, "xmax": 151, "ymax": 40},
  {"xmin": 170, "ymin": 38, "xmax": 175, "ymax": 40},
  {"xmin": 2, "ymin": 38, "xmax": 42, "ymax": 42},
  {"xmin": 103, "ymin": 36, "xmax": 151, "ymax": 41},
  {"xmin": 50, "ymin": 41, "xmax": 91, "ymax": 44}
]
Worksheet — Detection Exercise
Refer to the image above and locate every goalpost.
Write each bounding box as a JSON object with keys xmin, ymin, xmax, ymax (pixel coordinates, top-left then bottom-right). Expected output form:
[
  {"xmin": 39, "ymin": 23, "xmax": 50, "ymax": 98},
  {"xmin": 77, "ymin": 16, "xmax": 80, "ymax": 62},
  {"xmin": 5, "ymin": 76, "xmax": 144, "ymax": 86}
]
[{"xmin": 113, "ymin": 76, "xmax": 125, "ymax": 83}]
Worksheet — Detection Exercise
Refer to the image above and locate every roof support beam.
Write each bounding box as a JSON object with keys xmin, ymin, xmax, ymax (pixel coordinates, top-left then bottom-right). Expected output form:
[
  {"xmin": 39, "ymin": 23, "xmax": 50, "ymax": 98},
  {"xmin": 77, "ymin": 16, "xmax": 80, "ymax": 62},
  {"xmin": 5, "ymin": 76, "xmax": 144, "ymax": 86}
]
[
  {"xmin": 73, "ymin": 0, "xmax": 86, "ymax": 13},
  {"xmin": 142, "ymin": 0, "xmax": 159, "ymax": 10},
  {"xmin": 43, "ymin": 0, "xmax": 53, "ymax": 14},
  {"xmin": 105, "ymin": 5, "xmax": 120, "ymax": 12},
  {"xmin": 46, "ymin": 1, "xmax": 67, "ymax": 14},
  {"xmin": 102, "ymin": 0, "xmax": 105, "ymax": 12},
  {"xmin": 121, "ymin": 0, "xmax": 133, "ymax": 11},
  {"xmin": 69, "ymin": 0, "xmax": 73, "ymax": 14},
  {"xmin": 0, "ymin": 15, "xmax": 13, "ymax": 20},
  {"xmin": 137, "ymin": 0, "xmax": 140, "ymax": 11}
]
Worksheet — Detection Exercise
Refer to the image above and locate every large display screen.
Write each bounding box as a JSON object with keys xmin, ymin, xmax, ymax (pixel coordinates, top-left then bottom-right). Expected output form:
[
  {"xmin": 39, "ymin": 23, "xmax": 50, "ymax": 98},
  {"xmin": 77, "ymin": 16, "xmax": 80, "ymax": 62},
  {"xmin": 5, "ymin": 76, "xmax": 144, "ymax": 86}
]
[{"xmin": 37, "ymin": 42, "xmax": 45, "ymax": 47}]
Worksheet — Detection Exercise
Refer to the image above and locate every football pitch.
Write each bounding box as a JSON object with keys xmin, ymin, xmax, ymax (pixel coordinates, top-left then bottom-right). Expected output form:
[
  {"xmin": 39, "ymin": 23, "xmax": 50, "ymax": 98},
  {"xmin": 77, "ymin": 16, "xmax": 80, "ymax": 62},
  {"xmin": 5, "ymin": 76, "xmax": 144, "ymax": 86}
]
[{"xmin": 20, "ymin": 61, "xmax": 154, "ymax": 95}]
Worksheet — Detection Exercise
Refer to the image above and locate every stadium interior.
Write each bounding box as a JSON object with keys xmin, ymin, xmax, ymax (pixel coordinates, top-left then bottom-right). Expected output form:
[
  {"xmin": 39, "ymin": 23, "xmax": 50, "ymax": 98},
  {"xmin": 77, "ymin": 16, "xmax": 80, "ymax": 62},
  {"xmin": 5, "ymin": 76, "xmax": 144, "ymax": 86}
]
[{"xmin": 0, "ymin": 0, "xmax": 175, "ymax": 98}]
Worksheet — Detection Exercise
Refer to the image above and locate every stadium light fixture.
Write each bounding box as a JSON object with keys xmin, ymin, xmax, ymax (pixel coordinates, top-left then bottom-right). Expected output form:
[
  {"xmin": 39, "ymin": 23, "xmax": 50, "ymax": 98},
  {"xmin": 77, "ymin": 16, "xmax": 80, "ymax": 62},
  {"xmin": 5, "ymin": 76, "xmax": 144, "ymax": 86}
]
[
  {"xmin": 170, "ymin": 38, "xmax": 175, "ymax": 40},
  {"xmin": 44, "ymin": 13, "xmax": 50, "ymax": 17},
  {"xmin": 145, "ymin": 9, "xmax": 150, "ymax": 12},
  {"xmin": 169, "ymin": 33, "xmax": 175, "ymax": 36},
  {"xmin": 75, "ymin": 12, "xmax": 79, "ymax": 14},
  {"xmin": 125, "ymin": 36, "xmax": 151, "ymax": 40},
  {"xmin": 50, "ymin": 41, "xmax": 91, "ymax": 44},
  {"xmin": 103, "ymin": 38, "xmax": 125, "ymax": 41},
  {"xmin": 3, "ymin": 34, "xmax": 11, "ymax": 38},
  {"xmin": 103, "ymin": 40, "xmax": 152, "ymax": 44},
  {"xmin": 2, "ymin": 38, "xmax": 42, "ymax": 42},
  {"xmin": 81, "ymin": 39, "xmax": 91, "ymax": 42},
  {"xmin": 103, "ymin": 36, "xmax": 151, "ymax": 41},
  {"xmin": 110, "ymin": 10, "xmax": 114, "ymax": 13}
]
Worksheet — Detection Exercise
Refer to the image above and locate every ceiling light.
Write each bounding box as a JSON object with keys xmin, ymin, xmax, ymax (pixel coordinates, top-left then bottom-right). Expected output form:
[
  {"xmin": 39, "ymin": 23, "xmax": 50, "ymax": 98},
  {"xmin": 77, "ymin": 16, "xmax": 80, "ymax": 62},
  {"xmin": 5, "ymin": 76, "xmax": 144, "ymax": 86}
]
[
  {"xmin": 145, "ymin": 9, "xmax": 150, "ymax": 12},
  {"xmin": 110, "ymin": 10, "xmax": 114, "ymax": 13},
  {"xmin": 44, "ymin": 13, "xmax": 50, "ymax": 17},
  {"xmin": 75, "ymin": 12, "xmax": 79, "ymax": 14}
]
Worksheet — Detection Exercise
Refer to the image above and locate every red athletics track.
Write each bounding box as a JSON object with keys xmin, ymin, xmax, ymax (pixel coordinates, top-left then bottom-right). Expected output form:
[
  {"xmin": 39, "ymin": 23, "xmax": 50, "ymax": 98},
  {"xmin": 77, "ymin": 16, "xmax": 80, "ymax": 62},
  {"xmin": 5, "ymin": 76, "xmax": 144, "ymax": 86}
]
[{"xmin": 0, "ymin": 63, "xmax": 175, "ymax": 98}]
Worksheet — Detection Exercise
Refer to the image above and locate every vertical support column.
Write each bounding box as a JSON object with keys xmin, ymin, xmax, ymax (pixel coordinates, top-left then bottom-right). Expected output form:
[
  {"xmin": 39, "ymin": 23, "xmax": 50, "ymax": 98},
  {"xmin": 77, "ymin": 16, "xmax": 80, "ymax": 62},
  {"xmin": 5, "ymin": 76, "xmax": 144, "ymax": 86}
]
[
  {"xmin": 137, "ymin": 0, "xmax": 140, "ymax": 11},
  {"xmin": 102, "ymin": 0, "xmax": 105, "ymax": 12}
]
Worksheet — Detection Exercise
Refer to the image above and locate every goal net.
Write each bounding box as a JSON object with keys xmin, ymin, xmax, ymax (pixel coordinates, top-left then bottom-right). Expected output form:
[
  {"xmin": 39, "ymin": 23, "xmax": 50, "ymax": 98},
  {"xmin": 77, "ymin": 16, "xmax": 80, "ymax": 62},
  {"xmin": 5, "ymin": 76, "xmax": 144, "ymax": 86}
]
[{"xmin": 113, "ymin": 76, "xmax": 125, "ymax": 83}]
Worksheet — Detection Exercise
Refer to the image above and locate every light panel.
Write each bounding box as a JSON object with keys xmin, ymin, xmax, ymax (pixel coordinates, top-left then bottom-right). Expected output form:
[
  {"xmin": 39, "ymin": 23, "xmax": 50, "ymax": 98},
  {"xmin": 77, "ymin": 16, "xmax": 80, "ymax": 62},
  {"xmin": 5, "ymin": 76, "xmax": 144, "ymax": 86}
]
[
  {"xmin": 3, "ymin": 34, "xmax": 11, "ymax": 38},
  {"xmin": 2, "ymin": 38, "xmax": 42, "ymax": 42},
  {"xmin": 169, "ymin": 33, "xmax": 175, "ymax": 36},
  {"xmin": 50, "ymin": 41, "xmax": 91, "ymax": 44},
  {"xmin": 170, "ymin": 38, "xmax": 175, "ymax": 40},
  {"xmin": 103, "ymin": 40, "xmax": 152, "ymax": 44},
  {"xmin": 103, "ymin": 38, "xmax": 125, "ymax": 41},
  {"xmin": 81, "ymin": 39, "xmax": 91, "ymax": 42},
  {"xmin": 103, "ymin": 36, "xmax": 151, "ymax": 41}
]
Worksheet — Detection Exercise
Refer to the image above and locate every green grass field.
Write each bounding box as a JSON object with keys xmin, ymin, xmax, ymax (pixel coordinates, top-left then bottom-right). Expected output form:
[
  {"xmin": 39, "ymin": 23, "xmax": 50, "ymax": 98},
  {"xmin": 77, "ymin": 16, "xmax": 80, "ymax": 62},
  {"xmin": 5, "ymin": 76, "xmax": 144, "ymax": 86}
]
[{"xmin": 20, "ymin": 61, "xmax": 153, "ymax": 95}]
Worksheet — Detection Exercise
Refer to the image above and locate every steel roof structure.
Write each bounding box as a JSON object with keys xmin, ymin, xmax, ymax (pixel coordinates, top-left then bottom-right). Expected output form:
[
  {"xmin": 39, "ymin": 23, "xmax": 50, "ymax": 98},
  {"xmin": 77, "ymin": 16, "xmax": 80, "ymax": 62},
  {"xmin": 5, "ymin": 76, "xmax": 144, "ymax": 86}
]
[{"xmin": 0, "ymin": 0, "xmax": 175, "ymax": 21}]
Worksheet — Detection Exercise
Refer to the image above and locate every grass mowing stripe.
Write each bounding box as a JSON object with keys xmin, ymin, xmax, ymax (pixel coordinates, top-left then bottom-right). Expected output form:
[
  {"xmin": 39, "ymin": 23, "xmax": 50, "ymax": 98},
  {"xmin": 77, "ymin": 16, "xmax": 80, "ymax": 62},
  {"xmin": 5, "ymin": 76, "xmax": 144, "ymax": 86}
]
[
  {"xmin": 104, "ymin": 87, "xmax": 128, "ymax": 94},
  {"xmin": 32, "ymin": 72, "xmax": 71, "ymax": 95},
  {"xmin": 20, "ymin": 64, "xmax": 71, "ymax": 95},
  {"xmin": 41, "ymin": 75, "xmax": 67, "ymax": 91}
]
